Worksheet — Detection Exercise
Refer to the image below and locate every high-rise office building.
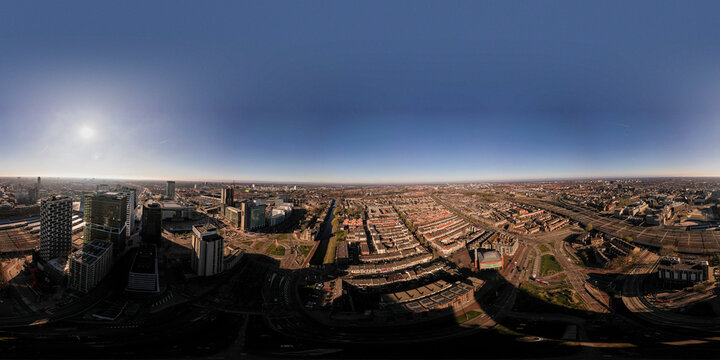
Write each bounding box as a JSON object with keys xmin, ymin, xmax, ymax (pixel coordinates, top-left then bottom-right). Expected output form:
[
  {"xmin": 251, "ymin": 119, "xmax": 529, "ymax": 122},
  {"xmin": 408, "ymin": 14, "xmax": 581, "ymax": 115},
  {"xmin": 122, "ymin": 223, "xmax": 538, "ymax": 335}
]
[
  {"xmin": 39, "ymin": 195, "xmax": 72, "ymax": 261},
  {"xmin": 27, "ymin": 188, "xmax": 38, "ymax": 204},
  {"xmin": 68, "ymin": 239, "xmax": 113, "ymax": 293},
  {"xmin": 224, "ymin": 206, "xmax": 242, "ymax": 228},
  {"xmin": 248, "ymin": 202, "xmax": 267, "ymax": 229},
  {"xmin": 221, "ymin": 186, "xmax": 234, "ymax": 206},
  {"xmin": 191, "ymin": 224, "xmax": 224, "ymax": 276},
  {"xmin": 166, "ymin": 181, "xmax": 175, "ymax": 199},
  {"xmin": 118, "ymin": 188, "xmax": 137, "ymax": 236},
  {"xmin": 226, "ymin": 201, "xmax": 267, "ymax": 231},
  {"xmin": 83, "ymin": 192, "xmax": 128, "ymax": 255},
  {"xmin": 141, "ymin": 200, "xmax": 162, "ymax": 243}
]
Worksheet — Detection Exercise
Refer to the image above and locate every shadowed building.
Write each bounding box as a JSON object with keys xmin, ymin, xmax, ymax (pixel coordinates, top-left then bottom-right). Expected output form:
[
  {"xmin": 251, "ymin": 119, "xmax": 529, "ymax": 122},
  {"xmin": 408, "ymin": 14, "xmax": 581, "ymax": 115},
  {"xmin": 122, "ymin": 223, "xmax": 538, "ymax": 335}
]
[
  {"xmin": 126, "ymin": 244, "xmax": 160, "ymax": 293},
  {"xmin": 166, "ymin": 181, "xmax": 175, "ymax": 200},
  {"xmin": 141, "ymin": 200, "xmax": 162, "ymax": 243},
  {"xmin": 68, "ymin": 239, "xmax": 113, "ymax": 293},
  {"xmin": 657, "ymin": 257, "xmax": 713, "ymax": 285},
  {"xmin": 83, "ymin": 192, "xmax": 128, "ymax": 255},
  {"xmin": 191, "ymin": 224, "xmax": 224, "ymax": 276},
  {"xmin": 221, "ymin": 186, "xmax": 234, "ymax": 207},
  {"xmin": 39, "ymin": 195, "xmax": 72, "ymax": 261}
]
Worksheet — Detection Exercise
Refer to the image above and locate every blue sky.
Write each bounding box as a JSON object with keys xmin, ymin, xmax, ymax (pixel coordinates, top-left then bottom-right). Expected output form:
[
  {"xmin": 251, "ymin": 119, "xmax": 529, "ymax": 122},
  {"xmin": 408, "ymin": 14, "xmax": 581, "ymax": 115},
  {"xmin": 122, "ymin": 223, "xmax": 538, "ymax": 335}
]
[{"xmin": 2, "ymin": 1, "xmax": 720, "ymax": 183}]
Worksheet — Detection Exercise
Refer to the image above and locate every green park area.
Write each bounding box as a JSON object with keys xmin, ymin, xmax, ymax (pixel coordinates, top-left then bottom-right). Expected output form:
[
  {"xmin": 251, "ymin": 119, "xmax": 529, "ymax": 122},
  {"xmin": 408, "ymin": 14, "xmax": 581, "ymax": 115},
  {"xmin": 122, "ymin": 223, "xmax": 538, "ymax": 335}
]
[
  {"xmin": 518, "ymin": 283, "xmax": 586, "ymax": 311},
  {"xmin": 300, "ymin": 245, "xmax": 314, "ymax": 257},
  {"xmin": 538, "ymin": 244, "xmax": 550, "ymax": 253},
  {"xmin": 266, "ymin": 244, "xmax": 286, "ymax": 256},
  {"xmin": 455, "ymin": 310, "xmax": 483, "ymax": 324},
  {"xmin": 323, "ymin": 236, "xmax": 337, "ymax": 264},
  {"xmin": 540, "ymin": 254, "xmax": 563, "ymax": 276}
]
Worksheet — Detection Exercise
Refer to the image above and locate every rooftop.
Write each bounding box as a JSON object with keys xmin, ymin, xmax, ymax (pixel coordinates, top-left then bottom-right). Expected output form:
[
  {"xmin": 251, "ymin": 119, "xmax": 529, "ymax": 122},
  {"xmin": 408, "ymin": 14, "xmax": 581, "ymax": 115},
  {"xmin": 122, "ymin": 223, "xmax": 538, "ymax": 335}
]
[
  {"xmin": 71, "ymin": 240, "xmax": 112, "ymax": 265},
  {"xmin": 129, "ymin": 245, "xmax": 157, "ymax": 274}
]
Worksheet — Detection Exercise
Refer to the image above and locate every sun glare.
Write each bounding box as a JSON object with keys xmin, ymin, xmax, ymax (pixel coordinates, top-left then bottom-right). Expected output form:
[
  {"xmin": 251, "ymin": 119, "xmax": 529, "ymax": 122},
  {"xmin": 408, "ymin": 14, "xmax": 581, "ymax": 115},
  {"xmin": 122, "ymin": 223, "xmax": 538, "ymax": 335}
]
[{"xmin": 79, "ymin": 125, "xmax": 95, "ymax": 140}]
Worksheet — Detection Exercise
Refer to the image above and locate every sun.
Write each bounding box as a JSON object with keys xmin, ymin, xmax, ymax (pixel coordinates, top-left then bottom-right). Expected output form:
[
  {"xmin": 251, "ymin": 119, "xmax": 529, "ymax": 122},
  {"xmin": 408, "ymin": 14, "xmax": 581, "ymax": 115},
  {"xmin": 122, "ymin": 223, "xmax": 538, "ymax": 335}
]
[{"xmin": 79, "ymin": 125, "xmax": 95, "ymax": 140}]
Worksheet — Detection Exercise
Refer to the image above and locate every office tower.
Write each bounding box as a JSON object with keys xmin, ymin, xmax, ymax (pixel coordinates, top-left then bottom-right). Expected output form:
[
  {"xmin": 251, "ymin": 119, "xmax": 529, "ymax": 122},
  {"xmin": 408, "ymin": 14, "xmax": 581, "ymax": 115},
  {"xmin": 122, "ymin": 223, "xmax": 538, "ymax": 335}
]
[
  {"xmin": 118, "ymin": 188, "xmax": 137, "ymax": 236},
  {"xmin": 221, "ymin": 186, "xmax": 234, "ymax": 206},
  {"xmin": 235, "ymin": 201, "xmax": 266, "ymax": 230},
  {"xmin": 39, "ymin": 195, "xmax": 72, "ymax": 261},
  {"xmin": 191, "ymin": 224, "xmax": 224, "ymax": 276},
  {"xmin": 249, "ymin": 202, "xmax": 267, "ymax": 229},
  {"xmin": 67, "ymin": 239, "xmax": 113, "ymax": 293},
  {"xmin": 27, "ymin": 188, "xmax": 38, "ymax": 204},
  {"xmin": 141, "ymin": 200, "xmax": 162, "ymax": 243},
  {"xmin": 166, "ymin": 181, "xmax": 175, "ymax": 199},
  {"xmin": 225, "ymin": 206, "xmax": 242, "ymax": 228},
  {"xmin": 83, "ymin": 192, "xmax": 128, "ymax": 255}
]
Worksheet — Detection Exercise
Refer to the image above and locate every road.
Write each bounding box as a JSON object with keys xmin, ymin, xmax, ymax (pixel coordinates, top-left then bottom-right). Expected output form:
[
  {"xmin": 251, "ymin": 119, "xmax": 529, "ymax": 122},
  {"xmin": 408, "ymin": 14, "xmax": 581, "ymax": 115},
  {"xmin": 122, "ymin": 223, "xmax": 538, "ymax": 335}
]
[{"xmin": 552, "ymin": 235, "xmax": 610, "ymax": 313}]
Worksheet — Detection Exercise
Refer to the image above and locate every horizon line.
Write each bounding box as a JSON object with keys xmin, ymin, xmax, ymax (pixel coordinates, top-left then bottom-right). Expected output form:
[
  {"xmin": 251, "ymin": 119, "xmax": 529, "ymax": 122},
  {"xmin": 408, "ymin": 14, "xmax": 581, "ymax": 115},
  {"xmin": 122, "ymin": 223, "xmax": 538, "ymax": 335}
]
[{"xmin": 3, "ymin": 173, "xmax": 720, "ymax": 186}]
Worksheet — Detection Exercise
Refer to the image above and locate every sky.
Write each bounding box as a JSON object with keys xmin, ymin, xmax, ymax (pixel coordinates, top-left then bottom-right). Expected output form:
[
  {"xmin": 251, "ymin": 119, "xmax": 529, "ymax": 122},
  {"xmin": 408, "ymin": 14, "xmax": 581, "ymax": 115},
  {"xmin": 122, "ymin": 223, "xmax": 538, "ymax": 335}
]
[{"xmin": 2, "ymin": 1, "xmax": 720, "ymax": 183}]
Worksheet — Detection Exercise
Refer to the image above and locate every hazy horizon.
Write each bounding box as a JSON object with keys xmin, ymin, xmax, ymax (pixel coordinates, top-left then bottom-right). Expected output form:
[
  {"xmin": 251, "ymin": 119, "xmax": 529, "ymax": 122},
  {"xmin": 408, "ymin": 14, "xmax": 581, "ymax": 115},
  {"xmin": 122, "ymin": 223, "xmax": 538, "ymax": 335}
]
[{"xmin": 4, "ymin": 173, "xmax": 720, "ymax": 186}]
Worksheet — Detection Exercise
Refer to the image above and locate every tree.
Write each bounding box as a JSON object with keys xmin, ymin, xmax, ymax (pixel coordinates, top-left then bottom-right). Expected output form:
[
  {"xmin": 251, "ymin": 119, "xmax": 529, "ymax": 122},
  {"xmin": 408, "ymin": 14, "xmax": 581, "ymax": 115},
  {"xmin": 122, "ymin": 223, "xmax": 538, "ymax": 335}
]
[
  {"xmin": 709, "ymin": 253, "xmax": 720, "ymax": 266},
  {"xmin": 623, "ymin": 236, "xmax": 633, "ymax": 243},
  {"xmin": 585, "ymin": 223, "xmax": 593, "ymax": 232},
  {"xmin": 335, "ymin": 230, "xmax": 347, "ymax": 242}
]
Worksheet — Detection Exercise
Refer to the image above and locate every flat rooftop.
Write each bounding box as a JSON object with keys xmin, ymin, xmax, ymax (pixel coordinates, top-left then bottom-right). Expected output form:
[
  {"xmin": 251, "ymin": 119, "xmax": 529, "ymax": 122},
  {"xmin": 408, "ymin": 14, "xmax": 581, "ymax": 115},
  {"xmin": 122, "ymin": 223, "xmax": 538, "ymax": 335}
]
[
  {"xmin": 71, "ymin": 240, "xmax": 112, "ymax": 265},
  {"xmin": 194, "ymin": 224, "xmax": 217, "ymax": 234},
  {"xmin": 130, "ymin": 245, "xmax": 157, "ymax": 274}
]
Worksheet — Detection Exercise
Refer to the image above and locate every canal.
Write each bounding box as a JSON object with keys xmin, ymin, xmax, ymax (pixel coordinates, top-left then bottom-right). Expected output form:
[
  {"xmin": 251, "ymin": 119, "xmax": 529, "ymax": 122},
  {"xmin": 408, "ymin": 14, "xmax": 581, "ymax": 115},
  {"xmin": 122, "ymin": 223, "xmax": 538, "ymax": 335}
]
[{"xmin": 309, "ymin": 199, "xmax": 337, "ymax": 265}]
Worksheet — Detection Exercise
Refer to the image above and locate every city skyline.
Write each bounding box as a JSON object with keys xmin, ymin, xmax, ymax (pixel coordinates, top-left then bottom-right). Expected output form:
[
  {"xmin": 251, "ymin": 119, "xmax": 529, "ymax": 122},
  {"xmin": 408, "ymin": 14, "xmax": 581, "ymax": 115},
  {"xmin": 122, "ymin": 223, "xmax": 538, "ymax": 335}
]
[{"xmin": 3, "ymin": 1, "xmax": 720, "ymax": 182}]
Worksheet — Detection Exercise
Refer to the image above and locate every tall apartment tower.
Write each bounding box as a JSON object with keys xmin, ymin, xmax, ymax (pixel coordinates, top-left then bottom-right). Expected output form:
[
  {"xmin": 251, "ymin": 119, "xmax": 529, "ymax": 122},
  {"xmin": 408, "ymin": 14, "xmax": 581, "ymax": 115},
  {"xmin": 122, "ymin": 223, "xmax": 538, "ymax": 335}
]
[
  {"xmin": 191, "ymin": 224, "xmax": 224, "ymax": 276},
  {"xmin": 39, "ymin": 195, "xmax": 72, "ymax": 261},
  {"xmin": 221, "ymin": 186, "xmax": 234, "ymax": 206},
  {"xmin": 166, "ymin": 181, "xmax": 175, "ymax": 199},
  {"xmin": 83, "ymin": 192, "xmax": 128, "ymax": 255},
  {"xmin": 141, "ymin": 200, "xmax": 162, "ymax": 243}
]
